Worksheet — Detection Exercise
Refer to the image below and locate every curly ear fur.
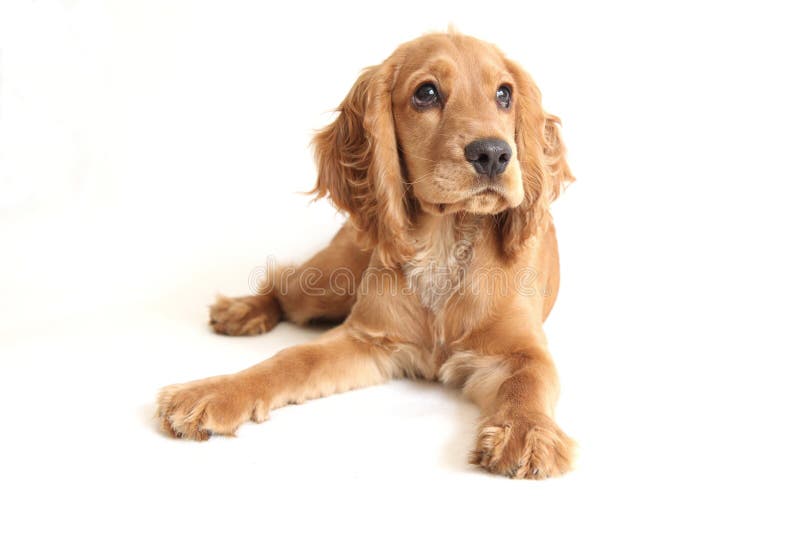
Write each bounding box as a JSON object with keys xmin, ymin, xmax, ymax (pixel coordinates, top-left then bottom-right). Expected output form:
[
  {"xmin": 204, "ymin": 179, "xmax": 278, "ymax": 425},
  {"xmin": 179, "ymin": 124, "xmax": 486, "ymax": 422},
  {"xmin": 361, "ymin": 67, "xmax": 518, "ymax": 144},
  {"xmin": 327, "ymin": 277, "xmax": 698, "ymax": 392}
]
[
  {"xmin": 497, "ymin": 60, "xmax": 574, "ymax": 258},
  {"xmin": 311, "ymin": 62, "xmax": 413, "ymax": 267}
]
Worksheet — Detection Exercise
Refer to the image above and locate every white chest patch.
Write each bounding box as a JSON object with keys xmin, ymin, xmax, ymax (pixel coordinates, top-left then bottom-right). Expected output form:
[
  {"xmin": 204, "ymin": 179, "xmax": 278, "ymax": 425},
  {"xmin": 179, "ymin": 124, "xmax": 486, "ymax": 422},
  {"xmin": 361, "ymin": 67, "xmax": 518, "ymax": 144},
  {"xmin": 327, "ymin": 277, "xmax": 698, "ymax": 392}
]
[{"xmin": 402, "ymin": 218, "xmax": 478, "ymax": 313}]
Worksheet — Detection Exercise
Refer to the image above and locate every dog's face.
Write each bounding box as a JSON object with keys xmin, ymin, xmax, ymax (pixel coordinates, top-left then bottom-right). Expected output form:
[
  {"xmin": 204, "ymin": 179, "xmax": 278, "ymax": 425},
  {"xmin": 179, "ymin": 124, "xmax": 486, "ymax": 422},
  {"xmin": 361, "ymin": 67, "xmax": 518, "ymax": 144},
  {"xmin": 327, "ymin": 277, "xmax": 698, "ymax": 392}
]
[
  {"xmin": 312, "ymin": 32, "xmax": 572, "ymax": 265},
  {"xmin": 392, "ymin": 35, "xmax": 523, "ymax": 215}
]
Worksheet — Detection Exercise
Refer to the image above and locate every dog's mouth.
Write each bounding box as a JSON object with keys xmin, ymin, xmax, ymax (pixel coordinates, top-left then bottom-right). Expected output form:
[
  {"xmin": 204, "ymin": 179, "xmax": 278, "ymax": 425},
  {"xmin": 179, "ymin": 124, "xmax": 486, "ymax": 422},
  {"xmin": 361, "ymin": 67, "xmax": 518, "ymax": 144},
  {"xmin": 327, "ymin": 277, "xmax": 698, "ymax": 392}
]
[
  {"xmin": 413, "ymin": 165, "xmax": 523, "ymax": 215},
  {"xmin": 424, "ymin": 186, "xmax": 508, "ymax": 215},
  {"xmin": 468, "ymin": 183, "xmax": 509, "ymax": 203},
  {"xmin": 475, "ymin": 187, "xmax": 504, "ymax": 198}
]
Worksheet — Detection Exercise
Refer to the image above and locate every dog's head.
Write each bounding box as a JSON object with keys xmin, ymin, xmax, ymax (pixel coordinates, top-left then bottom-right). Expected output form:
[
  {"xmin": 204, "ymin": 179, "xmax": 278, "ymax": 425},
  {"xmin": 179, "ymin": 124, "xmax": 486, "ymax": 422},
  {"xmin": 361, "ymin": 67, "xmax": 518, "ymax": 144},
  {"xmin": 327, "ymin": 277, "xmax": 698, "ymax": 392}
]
[{"xmin": 313, "ymin": 32, "xmax": 573, "ymax": 265}]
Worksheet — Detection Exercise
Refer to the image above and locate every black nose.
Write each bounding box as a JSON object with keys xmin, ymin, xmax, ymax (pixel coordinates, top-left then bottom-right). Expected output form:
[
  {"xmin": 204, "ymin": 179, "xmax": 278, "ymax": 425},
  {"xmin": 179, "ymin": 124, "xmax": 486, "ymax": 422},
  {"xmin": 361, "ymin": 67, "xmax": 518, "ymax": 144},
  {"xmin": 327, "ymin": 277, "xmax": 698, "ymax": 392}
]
[{"xmin": 464, "ymin": 138, "xmax": 512, "ymax": 179}]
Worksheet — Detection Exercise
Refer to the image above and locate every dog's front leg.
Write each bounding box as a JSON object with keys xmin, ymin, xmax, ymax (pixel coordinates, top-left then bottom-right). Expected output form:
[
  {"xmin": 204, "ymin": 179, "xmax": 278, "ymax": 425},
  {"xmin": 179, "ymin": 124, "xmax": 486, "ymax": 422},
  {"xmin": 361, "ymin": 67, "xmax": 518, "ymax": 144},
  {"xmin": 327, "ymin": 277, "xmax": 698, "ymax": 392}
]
[
  {"xmin": 443, "ymin": 346, "xmax": 576, "ymax": 479},
  {"xmin": 157, "ymin": 326, "xmax": 394, "ymax": 440}
]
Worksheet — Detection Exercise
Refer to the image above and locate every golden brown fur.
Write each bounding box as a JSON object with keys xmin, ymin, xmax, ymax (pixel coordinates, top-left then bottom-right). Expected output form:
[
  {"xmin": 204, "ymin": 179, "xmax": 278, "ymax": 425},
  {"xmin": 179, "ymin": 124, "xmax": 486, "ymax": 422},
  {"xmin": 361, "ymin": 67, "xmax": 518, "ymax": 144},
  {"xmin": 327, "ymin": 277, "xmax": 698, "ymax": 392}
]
[{"xmin": 158, "ymin": 32, "xmax": 575, "ymax": 479}]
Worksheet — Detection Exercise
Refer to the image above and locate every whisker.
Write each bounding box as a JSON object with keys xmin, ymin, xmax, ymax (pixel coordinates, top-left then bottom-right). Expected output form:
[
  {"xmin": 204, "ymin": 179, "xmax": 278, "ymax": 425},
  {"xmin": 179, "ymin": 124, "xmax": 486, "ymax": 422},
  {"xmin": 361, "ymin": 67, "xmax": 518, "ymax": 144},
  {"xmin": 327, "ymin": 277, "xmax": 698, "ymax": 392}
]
[{"xmin": 401, "ymin": 152, "xmax": 439, "ymax": 164}]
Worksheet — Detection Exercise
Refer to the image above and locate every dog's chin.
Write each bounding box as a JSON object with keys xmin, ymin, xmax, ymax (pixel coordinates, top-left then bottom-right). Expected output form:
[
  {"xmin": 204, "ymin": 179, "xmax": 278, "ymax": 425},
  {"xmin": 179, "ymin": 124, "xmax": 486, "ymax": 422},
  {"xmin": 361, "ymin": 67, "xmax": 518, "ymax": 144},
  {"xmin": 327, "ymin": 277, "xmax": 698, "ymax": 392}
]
[
  {"xmin": 460, "ymin": 190, "xmax": 509, "ymax": 214},
  {"xmin": 419, "ymin": 189, "xmax": 517, "ymax": 216}
]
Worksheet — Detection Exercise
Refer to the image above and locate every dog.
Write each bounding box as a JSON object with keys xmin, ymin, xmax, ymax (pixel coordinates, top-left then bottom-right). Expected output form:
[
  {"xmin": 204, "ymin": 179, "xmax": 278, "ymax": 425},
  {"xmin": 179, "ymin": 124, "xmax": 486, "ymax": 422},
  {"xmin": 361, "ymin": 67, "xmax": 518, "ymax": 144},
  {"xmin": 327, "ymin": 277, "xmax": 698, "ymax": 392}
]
[{"xmin": 157, "ymin": 31, "xmax": 575, "ymax": 479}]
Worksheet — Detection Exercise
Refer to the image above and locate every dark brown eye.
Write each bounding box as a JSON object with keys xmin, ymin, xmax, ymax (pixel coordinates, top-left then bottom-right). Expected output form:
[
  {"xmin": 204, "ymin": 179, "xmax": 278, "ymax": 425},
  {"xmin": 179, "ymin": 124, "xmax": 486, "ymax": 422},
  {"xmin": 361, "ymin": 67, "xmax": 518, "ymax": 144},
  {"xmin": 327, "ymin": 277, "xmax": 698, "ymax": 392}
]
[
  {"xmin": 413, "ymin": 83, "xmax": 440, "ymax": 109},
  {"xmin": 496, "ymin": 85, "xmax": 512, "ymax": 109}
]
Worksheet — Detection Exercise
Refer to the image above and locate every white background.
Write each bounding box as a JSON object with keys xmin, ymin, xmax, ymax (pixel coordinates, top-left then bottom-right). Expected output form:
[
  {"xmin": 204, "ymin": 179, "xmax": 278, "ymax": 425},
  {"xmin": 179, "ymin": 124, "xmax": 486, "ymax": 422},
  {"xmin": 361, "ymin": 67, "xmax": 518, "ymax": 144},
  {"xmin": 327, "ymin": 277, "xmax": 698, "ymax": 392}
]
[{"xmin": 1, "ymin": 1, "xmax": 798, "ymax": 532}]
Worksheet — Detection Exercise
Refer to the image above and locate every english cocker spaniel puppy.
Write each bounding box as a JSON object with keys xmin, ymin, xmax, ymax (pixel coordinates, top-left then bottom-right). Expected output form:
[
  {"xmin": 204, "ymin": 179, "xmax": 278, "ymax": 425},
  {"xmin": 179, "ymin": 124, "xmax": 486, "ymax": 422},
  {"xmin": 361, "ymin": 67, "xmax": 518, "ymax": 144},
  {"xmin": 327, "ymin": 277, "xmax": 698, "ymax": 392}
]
[{"xmin": 158, "ymin": 31, "xmax": 575, "ymax": 479}]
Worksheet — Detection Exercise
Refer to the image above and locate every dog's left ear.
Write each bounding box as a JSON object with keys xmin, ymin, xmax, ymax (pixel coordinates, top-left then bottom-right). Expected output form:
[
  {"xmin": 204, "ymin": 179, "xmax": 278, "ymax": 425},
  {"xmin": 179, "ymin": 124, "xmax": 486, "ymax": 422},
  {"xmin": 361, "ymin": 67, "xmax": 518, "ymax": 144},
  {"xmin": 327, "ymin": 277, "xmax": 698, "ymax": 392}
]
[{"xmin": 497, "ymin": 59, "xmax": 574, "ymax": 258}]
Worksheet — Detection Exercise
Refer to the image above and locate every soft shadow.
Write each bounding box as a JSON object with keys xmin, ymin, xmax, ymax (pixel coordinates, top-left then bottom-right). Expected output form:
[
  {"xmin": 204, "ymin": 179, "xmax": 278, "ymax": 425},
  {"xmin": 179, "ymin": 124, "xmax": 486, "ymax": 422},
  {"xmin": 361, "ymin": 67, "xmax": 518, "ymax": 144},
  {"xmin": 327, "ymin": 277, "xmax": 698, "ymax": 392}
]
[
  {"xmin": 401, "ymin": 380, "xmax": 482, "ymax": 473},
  {"xmin": 138, "ymin": 402, "xmax": 168, "ymax": 438}
]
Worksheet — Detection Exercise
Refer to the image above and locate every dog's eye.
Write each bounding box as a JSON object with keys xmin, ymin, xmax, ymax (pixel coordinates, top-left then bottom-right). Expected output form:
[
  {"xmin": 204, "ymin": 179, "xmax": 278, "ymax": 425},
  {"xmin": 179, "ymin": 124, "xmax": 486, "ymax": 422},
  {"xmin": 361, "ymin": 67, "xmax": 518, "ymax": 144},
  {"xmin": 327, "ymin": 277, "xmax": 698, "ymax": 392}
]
[
  {"xmin": 413, "ymin": 83, "xmax": 440, "ymax": 109},
  {"xmin": 496, "ymin": 85, "xmax": 512, "ymax": 109}
]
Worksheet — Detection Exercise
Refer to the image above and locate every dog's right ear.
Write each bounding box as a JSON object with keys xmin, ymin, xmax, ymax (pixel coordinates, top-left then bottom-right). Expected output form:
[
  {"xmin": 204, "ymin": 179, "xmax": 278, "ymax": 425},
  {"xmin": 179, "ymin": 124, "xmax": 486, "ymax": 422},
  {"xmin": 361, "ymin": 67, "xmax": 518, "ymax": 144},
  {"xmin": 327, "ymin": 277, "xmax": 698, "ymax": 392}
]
[{"xmin": 311, "ymin": 63, "xmax": 413, "ymax": 268}]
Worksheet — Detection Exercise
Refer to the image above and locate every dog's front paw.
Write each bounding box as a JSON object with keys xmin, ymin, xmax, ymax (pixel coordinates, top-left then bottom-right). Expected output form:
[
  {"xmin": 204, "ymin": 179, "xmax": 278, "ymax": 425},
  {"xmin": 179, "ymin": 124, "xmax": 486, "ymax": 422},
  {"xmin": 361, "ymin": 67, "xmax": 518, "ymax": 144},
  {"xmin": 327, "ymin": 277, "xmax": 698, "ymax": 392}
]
[
  {"xmin": 471, "ymin": 413, "xmax": 575, "ymax": 479},
  {"xmin": 157, "ymin": 377, "xmax": 266, "ymax": 440},
  {"xmin": 209, "ymin": 295, "xmax": 282, "ymax": 336}
]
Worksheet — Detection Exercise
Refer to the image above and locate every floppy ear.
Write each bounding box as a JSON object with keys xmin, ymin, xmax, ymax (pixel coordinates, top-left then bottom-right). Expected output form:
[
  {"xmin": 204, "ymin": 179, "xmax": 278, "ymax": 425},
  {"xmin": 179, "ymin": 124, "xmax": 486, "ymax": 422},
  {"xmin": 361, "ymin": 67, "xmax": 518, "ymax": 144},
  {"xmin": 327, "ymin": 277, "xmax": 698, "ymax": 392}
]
[
  {"xmin": 497, "ymin": 60, "xmax": 574, "ymax": 258},
  {"xmin": 311, "ymin": 62, "xmax": 413, "ymax": 267}
]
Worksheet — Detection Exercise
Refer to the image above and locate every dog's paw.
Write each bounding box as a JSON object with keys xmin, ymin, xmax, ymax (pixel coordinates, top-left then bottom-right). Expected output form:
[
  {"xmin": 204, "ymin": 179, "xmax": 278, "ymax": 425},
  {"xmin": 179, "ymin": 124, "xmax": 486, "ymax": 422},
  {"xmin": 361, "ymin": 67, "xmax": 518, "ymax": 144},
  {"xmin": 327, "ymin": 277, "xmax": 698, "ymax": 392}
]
[
  {"xmin": 157, "ymin": 377, "xmax": 267, "ymax": 440},
  {"xmin": 209, "ymin": 294, "xmax": 282, "ymax": 336},
  {"xmin": 471, "ymin": 413, "xmax": 575, "ymax": 479}
]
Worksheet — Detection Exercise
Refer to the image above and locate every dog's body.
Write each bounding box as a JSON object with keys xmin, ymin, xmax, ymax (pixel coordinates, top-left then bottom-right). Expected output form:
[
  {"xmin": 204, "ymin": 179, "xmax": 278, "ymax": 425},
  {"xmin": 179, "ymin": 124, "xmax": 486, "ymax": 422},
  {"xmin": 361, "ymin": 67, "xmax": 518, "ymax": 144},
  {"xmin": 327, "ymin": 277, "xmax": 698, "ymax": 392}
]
[{"xmin": 158, "ymin": 32, "xmax": 575, "ymax": 479}]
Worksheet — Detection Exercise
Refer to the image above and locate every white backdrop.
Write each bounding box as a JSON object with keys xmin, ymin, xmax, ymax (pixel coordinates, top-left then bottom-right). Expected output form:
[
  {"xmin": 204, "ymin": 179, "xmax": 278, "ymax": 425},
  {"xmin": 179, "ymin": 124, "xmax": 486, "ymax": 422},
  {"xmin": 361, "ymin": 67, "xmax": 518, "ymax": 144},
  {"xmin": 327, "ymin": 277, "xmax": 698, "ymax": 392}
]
[{"xmin": 1, "ymin": 1, "xmax": 798, "ymax": 532}]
